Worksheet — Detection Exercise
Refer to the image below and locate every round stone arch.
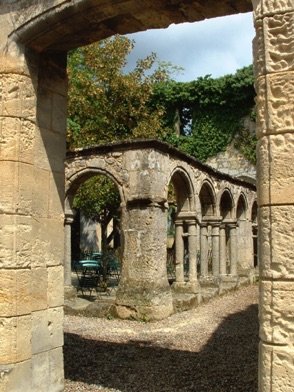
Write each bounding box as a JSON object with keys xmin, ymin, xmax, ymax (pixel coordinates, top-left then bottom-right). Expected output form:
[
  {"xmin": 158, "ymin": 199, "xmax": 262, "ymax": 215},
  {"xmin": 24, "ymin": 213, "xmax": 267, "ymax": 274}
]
[
  {"xmin": 2, "ymin": 1, "xmax": 294, "ymax": 391},
  {"xmin": 218, "ymin": 188, "xmax": 235, "ymax": 220},
  {"xmin": 236, "ymin": 191, "xmax": 249, "ymax": 221},
  {"xmin": 63, "ymin": 167, "xmax": 125, "ymax": 288},
  {"xmin": 167, "ymin": 166, "xmax": 196, "ymax": 216},
  {"xmin": 198, "ymin": 178, "xmax": 217, "ymax": 219},
  {"xmin": 65, "ymin": 167, "xmax": 126, "ymax": 215}
]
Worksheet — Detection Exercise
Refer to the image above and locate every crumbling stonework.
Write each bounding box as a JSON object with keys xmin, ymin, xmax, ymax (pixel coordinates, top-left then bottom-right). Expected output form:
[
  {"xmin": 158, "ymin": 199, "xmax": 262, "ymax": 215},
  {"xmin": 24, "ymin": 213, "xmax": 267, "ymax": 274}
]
[
  {"xmin": 0, "ymin": 1, "xmax": 293, "ymax": 391},
  {"xmin": 65, "ymin": 140, "xmax": 257, "ymax": 320}
]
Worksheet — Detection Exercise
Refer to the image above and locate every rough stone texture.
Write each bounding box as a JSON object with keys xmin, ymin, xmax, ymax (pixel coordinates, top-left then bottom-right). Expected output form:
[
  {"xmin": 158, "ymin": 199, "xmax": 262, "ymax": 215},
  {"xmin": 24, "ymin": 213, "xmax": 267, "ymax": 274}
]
[
  {"xmin": 259, "ymin": 205, "xmax": 294, "ymax": 279},
  {"xmin": 206, "ymin": 142, "xmax": 256, "ymax": 183},
  {"xmin": 258, "ymin": 134, "xmax": 294, "ymax": 205},
  {"xmin": 0, "ymin": 0, "xmax": 294, "ymax": 391},
  {"xmin": 65, "ymin": 140, "xmax": 256, "ymax": 321}
]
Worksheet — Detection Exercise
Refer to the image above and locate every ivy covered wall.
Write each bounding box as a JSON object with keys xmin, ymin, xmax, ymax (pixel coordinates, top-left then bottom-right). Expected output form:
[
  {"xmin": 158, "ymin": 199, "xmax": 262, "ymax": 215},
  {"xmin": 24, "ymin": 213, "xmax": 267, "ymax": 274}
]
[{"xmin": 153, "ymin": 65, "xmax": 257, "ymax": 164}]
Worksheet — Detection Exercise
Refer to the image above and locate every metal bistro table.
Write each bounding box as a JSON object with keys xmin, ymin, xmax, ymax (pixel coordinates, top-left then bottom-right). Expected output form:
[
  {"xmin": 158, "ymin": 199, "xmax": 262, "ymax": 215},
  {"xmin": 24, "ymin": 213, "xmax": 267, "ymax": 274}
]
[{"xmin": 74, "ymin": 259, "xmax": 104, "ymax": 297}]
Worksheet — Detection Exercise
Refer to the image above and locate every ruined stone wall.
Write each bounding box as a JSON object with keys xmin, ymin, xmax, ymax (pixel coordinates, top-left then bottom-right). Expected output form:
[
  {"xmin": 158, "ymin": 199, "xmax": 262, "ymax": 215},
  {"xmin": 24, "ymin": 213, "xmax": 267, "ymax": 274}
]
[
  {"xmin": 1, "ymin": 0, "xmax": 294, "ymax": 391},
  {"xmin": 206, "ymin": 143, "xmax": 256, "ymax": 184}
]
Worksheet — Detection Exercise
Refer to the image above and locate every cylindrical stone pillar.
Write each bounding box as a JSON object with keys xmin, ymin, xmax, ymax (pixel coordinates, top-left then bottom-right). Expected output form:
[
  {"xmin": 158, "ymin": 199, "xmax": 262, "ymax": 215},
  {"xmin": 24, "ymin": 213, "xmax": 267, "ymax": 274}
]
[
  {"xmin": 115, "ymin": 200, "xmax": 173, "ymax": 321},
  {"xmin": 175, "ymin": 220, "xmax": 185, "ymax": 283},
  {"xmin": 200, "ymin": 223, "xmax": 208, "ymax": 276},
  {"xmin": 228, "ymin": 223, "xmax": 237, "ymax": 275},
  {"xmin": 64, "ymin": 214, "xmax": 75, "ymax": 287},
  {"xmin": 219, "ymin": 224, "xmax": 227, "ymax": 275},
  {"xmin": 187, "ymin": 219, "xmax": 198, "ymax": 282},
  {"xmin": 211, "ymin": 222, "xmax": 220, "ymax": 276},
  {"xmin": 254, "ymin": 3, "xmax": 294, "ymax": 389}
]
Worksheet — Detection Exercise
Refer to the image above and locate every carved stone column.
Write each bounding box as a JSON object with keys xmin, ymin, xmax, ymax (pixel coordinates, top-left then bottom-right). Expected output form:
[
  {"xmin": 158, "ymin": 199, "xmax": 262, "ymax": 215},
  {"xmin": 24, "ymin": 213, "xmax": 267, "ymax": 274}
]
[
  {"xmin": 219, "ymin": 224, "xmax": 227, "ymax": 275},
  {"xmin": 175, "ymin": 220, "xmax": 185, "ymax": 283},
  {"xmin": 115, "ymin": 199, "xmax": 173, "ymax": 321},
  {"xmin": 228, "ymin": 222, "xmax": 237, "ymax": 275},
  {"xmin": 200, "ymin": 223, "xmax": 208, "ymax": 276},
  {"xmin": 211, "ymin": 221, "xmax": 221, "ymax": 276},
  {"xmin": 64, "ymin": 213, "xmax": 75, "ymax": 287},
  {"xmin": 187, "ymin": 219, "xmax": 198, "ymax": 283},
  {"xmin": 254, "ymin": 3, "xmax": 294, "ymax": 389}
]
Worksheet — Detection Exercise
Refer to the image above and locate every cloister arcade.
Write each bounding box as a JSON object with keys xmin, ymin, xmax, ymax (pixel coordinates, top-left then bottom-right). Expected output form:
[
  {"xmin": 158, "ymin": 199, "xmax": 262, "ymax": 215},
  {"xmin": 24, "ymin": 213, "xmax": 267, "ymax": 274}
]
[
  {"xmin": 1, "ymin": 1, "xmax": 293, "ymax": 390},
  {"xmin": 65, "ymin": 140, "xmax": 257, "ymax": 317}
]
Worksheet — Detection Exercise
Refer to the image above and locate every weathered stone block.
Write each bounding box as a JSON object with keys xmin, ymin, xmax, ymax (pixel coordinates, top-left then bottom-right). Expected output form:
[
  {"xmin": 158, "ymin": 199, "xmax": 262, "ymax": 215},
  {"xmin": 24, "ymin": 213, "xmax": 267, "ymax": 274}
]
[
  {"xmin": 259, "ymin": 206, "xmax": 294, "ymax": 279},
  {"xmin": 0, "ymin": 269, "xmax": 37, "ymax": 316},
  {"xmin": 0, "ymin": 215, "xmax": 32, "ymax": 268},
  {"xmin": 260, "ymin": 281, "xmax": 294, "ymax": 347},
  {"xmin": 16, "ymin": 315, "xmax": 32, "ymax": 362},
  {"xmin": 0, "ymin": 360, "xmax": 32, "ymax": 392},
  {"xmin": 16, "ymin": 269, "xmax": 31, "ymax": 315},
  {"xmin": 0, "ymin": 117, "xmax": 20, "ymax": 161},
  {"xmin": 49, "ymin": 172, "xmax": 65, "ymax": 219},
  {"xmin": 31, "ymin": 267, "xmax": 48, "ymax": 311},
  {"xmin": 15, "ymin": 215, "xmax": 32, "ymax": 268},
  {"xmin": 0, "ymin": 74, "xmax": 36, "ymax": 120},
  {"xmin": 32, "ymin": 167, "xmax": 50, "ymax": 217},
  {"xmin": 52, "ymin": 93, "xmax": 67, "ymax": 135},
  {"xmin": 37, "ymin": 87, "xmax": 52, "ymax": 130},
  {"xmin": 49, "ymin": 347, "xmax": 64, "ymax": 392},
  {"xmin": 267, "ymin": 72, "xmax": 294, "ymax": 133},
  {"xmin": 34, "ymin": 127, "xmax": 65, "ymax": 173},
  {"xmin": 48, "ymin": 266, "xmax": 64, "ymax": 307},
  {"xmin": 31, "ymin": 217, "xmax": 64, "ymax": 267},
  {"xmin": 254, "ymin": 74, "xmax": 266, "ymax": 135},
  {"xmin": 31, "ymin": 310, "xmax": 51, "ymax": 354},
  {"xmin": 264, "ymin": 12, "xmax": 294, "ymax": 73},
  {"xmin": 19, "ymin": 119, "xmax": 35, "ymax": 164},
  {"xmin": 47, "ymin": 307, "xmax": 64, "ymax": 349},
  {"xmin": 0, "ymin": 161, "xmax": 18, "ymax": 214},
  {"xmin": 32, "ymin": 351, "xmax": 50, "ymax": 392},
  {"xmin": 18, "ymin": 162, "xmax": 34, "ymax": 214},
  {"xmin": 0, "ymin": 317, "xmax": 16, "ymax": 363},
  {"xmin": 259, "ymin": 342, "xmax": 294, "ymax": 392},
  {"xmin": 0, "ymin": 315, "xmax": 31, "ymax": 364},
  {"xmin": 0, "ymin": 270, "xmax": 17, "ymax": 317},
  {"xmin": 256, "ymin": 0, "xmax": 294, "ymax": 17},
  {"xmin": 257, "ymin": 134, "xmax": 294, "ymax": 205}
]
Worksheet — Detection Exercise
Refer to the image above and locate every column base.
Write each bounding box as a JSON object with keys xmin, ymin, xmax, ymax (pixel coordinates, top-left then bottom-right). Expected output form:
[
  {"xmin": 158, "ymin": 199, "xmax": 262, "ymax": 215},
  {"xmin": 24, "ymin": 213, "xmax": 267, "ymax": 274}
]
[
  {"xmin": 114, "ymin": 279, "xmax": 173, "ymax": 321},
  {"xmin": 220, "ymin": 274, "xmax": 239, "ymax": 283},
  {"xmin": 199, "ymin": 275, "xmax": 220, "ymax": 288},
  {"xmin": 172, "ymin": 281, "xmax": 199, "ymax": 294},
  {"xmin": 64, "ymin": 285, "xmax": 77, "ymax": 301},
  {"xmin": 219, "ymin": 275, "xmax": 240, "ymax": 295}
]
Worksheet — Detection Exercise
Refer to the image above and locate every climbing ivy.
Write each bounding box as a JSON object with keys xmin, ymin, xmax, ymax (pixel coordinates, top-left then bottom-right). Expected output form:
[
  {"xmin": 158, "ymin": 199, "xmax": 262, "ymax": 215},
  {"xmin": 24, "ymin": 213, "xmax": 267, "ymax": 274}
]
[{"xmin": 153, "ymin": 65, "xmax": 257, "ymax": 163}]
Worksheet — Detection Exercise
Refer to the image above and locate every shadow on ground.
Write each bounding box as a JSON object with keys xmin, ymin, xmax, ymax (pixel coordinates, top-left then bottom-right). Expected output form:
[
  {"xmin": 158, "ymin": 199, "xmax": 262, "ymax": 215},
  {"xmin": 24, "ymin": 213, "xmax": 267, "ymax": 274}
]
[{"xmin": 64, "ymin": 304, "xmax": 258, "ymax": 392}]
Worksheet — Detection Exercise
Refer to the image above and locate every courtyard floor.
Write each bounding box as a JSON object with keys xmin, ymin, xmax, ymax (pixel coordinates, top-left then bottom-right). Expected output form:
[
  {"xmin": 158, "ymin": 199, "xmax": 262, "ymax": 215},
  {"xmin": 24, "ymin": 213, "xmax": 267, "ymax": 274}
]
[{"xmin": 64, "ymin": 284, "xmax": 259, "ymax": 392}]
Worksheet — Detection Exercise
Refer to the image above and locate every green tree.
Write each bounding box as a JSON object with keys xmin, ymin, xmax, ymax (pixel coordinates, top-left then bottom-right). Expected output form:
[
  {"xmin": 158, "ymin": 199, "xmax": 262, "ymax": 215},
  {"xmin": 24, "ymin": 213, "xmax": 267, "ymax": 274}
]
[
  {"xmin": 67, "ymin": 36, "xmax": 170, "ymax": 270},
  {"xmin": 73, "ymin": 175, "xmax": 120, "ymax": 280},
  {"xmin": 67, "ymin": 35, "xmax": 168, "ymax": 148},
  {"xmin": 152, "ymin": 65, "xmax": 256, "ymax": 162}
]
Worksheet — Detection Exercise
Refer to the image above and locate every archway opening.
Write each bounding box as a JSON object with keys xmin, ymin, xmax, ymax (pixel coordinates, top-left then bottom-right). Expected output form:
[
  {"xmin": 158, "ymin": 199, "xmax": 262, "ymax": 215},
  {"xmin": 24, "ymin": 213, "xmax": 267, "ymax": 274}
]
[
  {"xmin": 167, "ymin": 170, "xmax": 194, "ymax": 283},
  {"xmin": 251, "ymin": 200, "xmax": 258, "ymax": 268},
  {"xmin": 70, "ymin": 173, "xmax": 122, "ymax": 289}
]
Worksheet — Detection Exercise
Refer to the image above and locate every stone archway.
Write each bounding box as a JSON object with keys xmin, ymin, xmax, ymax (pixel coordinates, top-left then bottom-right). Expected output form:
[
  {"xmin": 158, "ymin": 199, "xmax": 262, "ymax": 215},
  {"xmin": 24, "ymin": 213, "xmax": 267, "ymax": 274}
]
[
  {"xmin": 1, "ymin": 1, "xmax": 294, "ymax": 391},
  {"xmin": 169, "ymin": 167, "xmax": 198, "ymax": 292}
]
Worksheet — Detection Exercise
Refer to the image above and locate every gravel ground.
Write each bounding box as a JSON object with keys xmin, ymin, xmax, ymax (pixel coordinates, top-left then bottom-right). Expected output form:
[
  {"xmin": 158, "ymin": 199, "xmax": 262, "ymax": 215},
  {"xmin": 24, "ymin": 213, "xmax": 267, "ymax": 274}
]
[{"xmin": 64, "ymin": 284, "xmax": 258, "ymax": 392}]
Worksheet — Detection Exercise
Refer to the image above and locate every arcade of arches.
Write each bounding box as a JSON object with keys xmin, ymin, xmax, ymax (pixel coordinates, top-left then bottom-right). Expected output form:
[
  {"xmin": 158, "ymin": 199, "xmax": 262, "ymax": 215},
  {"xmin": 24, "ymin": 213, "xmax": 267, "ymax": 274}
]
[
  {"xmin": 65, "ymin": 140, "xmax": 257, "ymax": 319},
  {"xmin": 1, "ymin": 1, "xmax": 294, "ymax": 391}
]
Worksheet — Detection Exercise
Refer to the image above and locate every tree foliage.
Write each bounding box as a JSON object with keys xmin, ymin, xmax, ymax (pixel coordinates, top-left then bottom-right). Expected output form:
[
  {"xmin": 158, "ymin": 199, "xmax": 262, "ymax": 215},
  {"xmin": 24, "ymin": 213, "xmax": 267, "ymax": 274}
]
[
  {"xmin": 67, "ymin": 35, "xmax": 168, "ymax": 149},
  {"xmin": 67, "ymin": 36, "xmax": 171, "ymax": 256},
  {"xmin": 152, "ymin": 65, "xmax": 256, "ymax": 162}
]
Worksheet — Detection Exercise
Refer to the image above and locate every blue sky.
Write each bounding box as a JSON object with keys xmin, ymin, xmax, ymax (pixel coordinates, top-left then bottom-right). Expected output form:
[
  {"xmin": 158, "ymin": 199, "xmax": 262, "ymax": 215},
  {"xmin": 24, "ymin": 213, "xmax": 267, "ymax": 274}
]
[{"xmin": 125, "ymin": 12, "xmax": 255, "ymax": 82}]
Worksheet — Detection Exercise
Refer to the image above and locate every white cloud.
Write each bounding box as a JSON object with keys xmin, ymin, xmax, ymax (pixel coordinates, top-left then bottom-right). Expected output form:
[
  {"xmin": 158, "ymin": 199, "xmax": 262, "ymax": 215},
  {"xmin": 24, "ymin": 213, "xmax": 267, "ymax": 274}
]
[{"xmin": 125, "ymin": 12, "xmax": 255, "ymax": 81}]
